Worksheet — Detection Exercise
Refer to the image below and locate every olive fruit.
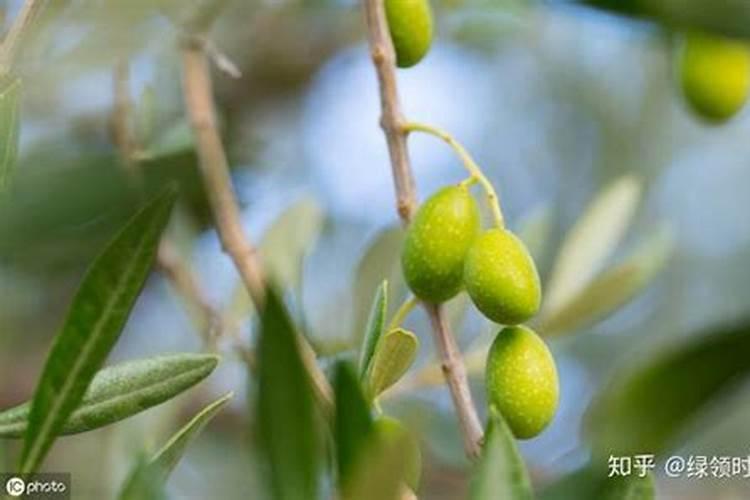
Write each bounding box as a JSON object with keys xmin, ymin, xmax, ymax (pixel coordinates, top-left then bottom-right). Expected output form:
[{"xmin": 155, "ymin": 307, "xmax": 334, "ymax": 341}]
[
  {"xmin": 401, "ymin": 185, "xmax": 480, "ymax": 303},
  {"xmin": 485, "ymin": 325, "xmax": 559, "ymax": 439},
  {"xmin": 373, "ymin": 417, "xmax": 422, "ymax": 490},
  {"xmin": 679, "ymin": 32, "xmax": 750, "ymax": 122},
  {"xmin": 463, "ymin": 228, "xmax": 541, "ymax": 325},
  {"xmin": 385, "ymin": 0, "xmax": 434, "ymax": 68}
]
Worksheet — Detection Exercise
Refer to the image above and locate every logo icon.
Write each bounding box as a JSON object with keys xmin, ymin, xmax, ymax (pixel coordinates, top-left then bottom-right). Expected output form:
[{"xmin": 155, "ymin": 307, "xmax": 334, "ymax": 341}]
[{"xmin": 5, "ymin": 476, "xmax": 25, "ymax": 497}]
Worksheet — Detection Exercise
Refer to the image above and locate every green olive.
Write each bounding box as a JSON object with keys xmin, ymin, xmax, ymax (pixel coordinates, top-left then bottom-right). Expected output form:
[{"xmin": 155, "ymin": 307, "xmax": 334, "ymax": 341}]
[
  {"xmin": 679, "ymin": 32, "xmax": 750, "ymax": 122},
  {"xmin": 401, "ymin": 185, "xmax": 480, "ymax": 303},
  {"xmin": 485, "ymin": 325, "xmax": 559, "ymax": 439},
  {"xmin": 373, "ymin": 417, "xmax": 422, "ymax": 490},
  {"xmin": 385, "ymin": 0, "xmax": 434, "ymax": 68},
  {"xmin": 463, "ymin": 228, "xmax": 541, "ymax": 325}
]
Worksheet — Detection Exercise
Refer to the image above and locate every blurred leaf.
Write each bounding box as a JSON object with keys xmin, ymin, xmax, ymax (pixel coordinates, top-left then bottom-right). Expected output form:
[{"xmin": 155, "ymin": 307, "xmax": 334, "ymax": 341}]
[
  {"xmin": 544, "ymin": 175, "xmax": 641, "ymax": 315},
  {"xmin": 359, "ymin": 281, "xmax": 388, "ymax": 379},
  {"xmin": 0, "ymin": 353, "xmax": 219, "ymax": 437},
  {"xmin": 581, "ymin": 0, "xmax": 750, "ymax": 40},
  {"xmin": 257, "ymin": 288, "xmax": 320, "ymax": 500},
  {"xmin": 600, "ymin": 472, "xmax": 655, "ymax": 500},
  {"xmin": 135, "ymin": 84, "xmax": 156, "ymax": 149},
  {"xmin": 353, "ymin": 227, "xmax": 406, "ymax": 342},
  {"xmin": 587, "ymin": 318, "xmax": 750, "ymax": 457},
  {"xmin": 469, "ymin": 411, "xmax": 532, "ymax": 500},
  {"xmin": 150, "ymin": 392, "xmax": 233, "ymax": 481},
  {"xmin": 0, "ymin": 76, "xmax": 21, "ymax": 190},
  {"xmin": 118, "ymin": 457, "xmax": 167, "ymax": 500},
  {"xmin": 366, "ymin": 328, "xmax": 419, "ymax": 400},
  {"xmin": 345, "ymin": 429, "xmax": 409, "ymax": 500},
  {"xmin": 18, "ymin": 187, "xmax": 177, "ymax": 474},
  {"xmin": 517, "ymin": 204, "xmax": 553, "ymax": 265},
  {"xmin": 334, "ymin": 362, "xmax": 374, "ymax": 490},
  {"xmin": 540, "ymin": 465, "xmax": 655, "ymax": 500},
  {"xmin": 225, "ymin": 197, "xmax": 325, "ymax": 327},
  {"xmin": 260, "ymin": 197, "xmax": 324, "ymax": 288},
  {"xmin": 539, "ymin": 228, "xmax": 672, "ymax": 337},
  {"xmin": 0, "ymin": 150, "xmax": 206, "ymax": 274}
]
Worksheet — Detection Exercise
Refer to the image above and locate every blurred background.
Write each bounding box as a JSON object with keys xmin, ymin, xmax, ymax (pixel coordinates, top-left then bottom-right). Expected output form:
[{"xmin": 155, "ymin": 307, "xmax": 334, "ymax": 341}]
[{"xmin": 1, "ymin": 0, "xmax": 750, "ymax": 498}]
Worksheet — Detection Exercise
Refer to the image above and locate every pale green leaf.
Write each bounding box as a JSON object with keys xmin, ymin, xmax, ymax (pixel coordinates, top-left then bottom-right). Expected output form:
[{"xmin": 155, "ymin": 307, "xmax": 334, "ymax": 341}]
[
  {"xmin": 225, "ymin": 197, "xmax": 324, "ymax": 326},
  {"xmin": 353, "ymin": 227, "xmax": 405, "ymax": 342},
  {"xmin": 0, "ymin": 353, "xmax": 219, "ymax": 437},
  {"xmin": 587, "ymin": 318, "xmax": 750, "ymax": 457},
  {"xmin": 118, "ymin": 457, "xmax": 167, "ymax": 500},
  {"xmin": 18, "ymin": 187, "xmax": 177, "ymax": 474},
  {"xmin": 366, "ymin": 328, "xmax": 419, "ymax": 399},
  {"xmin": 359, "ymin": 281, "xmax": 388, "ymax": 378},
  {"xmin": 544, "ymin": 175, "xmax": 642, "ymax": 315},
  {"xmin": 539, "ymin": 228, "xmax": 672, "ymax": 337},
  {"xmin": 517, "ymin": 204, "xmax": 553, "ymax": 264},
  {"xmin": 150, "ymin": 392, "xmax": 233, "ymax": 480},
  {"xmin": 0, "ymin": 77, "xmax": 21, "ymax": 190},
  {"xmin": 344, "ymin": 429, "xmax": 409, "ymax": 500},
  {"xmin": 260, "ymin": 197, "xmax": 325, "ymax": 287},
  {"xmin": 469, "ymin": 410, "xmax": 533, "ymax": 500}
]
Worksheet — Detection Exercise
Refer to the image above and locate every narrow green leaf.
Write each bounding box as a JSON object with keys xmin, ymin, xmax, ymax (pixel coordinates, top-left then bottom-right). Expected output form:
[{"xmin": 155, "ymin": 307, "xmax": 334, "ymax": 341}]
[
  {"xmin": 0, "ymin": 77, "xmax": 21, "ymax": 190},
  {"xmin": 587, "ymin": 318, "xmax": 750, "ymax": 457},
  {"xmin": 581, "ymin": 0, "xmax": 750, "ymax": 40},
  {"xmin": 150, "ymin": 392, "xmax": 233, "ymax": 481},
  {"xmin": 118, "ymin": 457, "xmax": 167, "ymax": 500},
  {"xmin": 365, "ymin": 328, "xmax": 419, "ymax": 399},
  {"xmin": 353, "ymin": 227, "xmax": 405, "ymax": 342},
  {"xmin": 539, "ymin": 228, "xmax": 672, "ymax": 337},
  {"xmin": 469, "ymin": 411, "xmax": 533, "ymax": 500},
  {"xmin": 257, "ymin": 287, "xmax": 320, "ymax": 500},
  {"xmin": 358, "ymin": 281, "xmax": 388, "ymax": 379},
  {"xmin": 19, "ymin": 187, "xmax": 177, "ymax": 474},
  {"xmin": 334, "ymin": 362, "xmax": 374, "ymax": 489},
  {"xmin": 0, "ymin": 353, "xmax": 219, "ymax": 437},
  {"xmin": 544, "ymin": 175, "xmax": 641, "ymax": 315}
]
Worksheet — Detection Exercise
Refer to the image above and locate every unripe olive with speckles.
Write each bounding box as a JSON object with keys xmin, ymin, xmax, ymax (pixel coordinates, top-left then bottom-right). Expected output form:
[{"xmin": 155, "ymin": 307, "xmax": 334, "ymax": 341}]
[
  {"xmin": 385, "ymin": 0, "xmax": 434, "ymax": 68},
  {"xmin": 679, "ymin": 32, "xmax": 750, "ymax": 122},
  {"xmin": 463, "ymin": 228, "xmax": 541, "ymax": 325},
  {"xmin": 373, "ymin": 417, "xmax": 422, "ymax": 490},
  {"xmin": 485, "ymin": 325, "xmax": 558, "ymax": 439},
  {"xmin": 401, "ymin": 185, "xmax": 480, "ymax": 303}
]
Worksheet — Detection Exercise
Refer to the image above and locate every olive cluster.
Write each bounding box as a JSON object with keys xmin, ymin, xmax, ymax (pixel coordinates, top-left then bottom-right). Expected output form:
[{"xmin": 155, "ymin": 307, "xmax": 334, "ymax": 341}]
[
  {"xmin": 678, "ymin": 32, "xmax": 750, "ymax": 122},
  {"xmin": 401, "ymin": 185, "xmax": 559, "ymax": 439}
]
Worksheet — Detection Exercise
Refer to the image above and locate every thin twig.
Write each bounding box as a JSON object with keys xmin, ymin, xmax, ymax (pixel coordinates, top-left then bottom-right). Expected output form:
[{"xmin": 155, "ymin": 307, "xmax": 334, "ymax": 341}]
[
  {"xmin": 0, "ymin": 0, "xmax": 46, "ymax": 75},
  {"xmin": 362, "ymin": 0, "xmax": 484, "ymax": 458},
  {"xmin": 179, "ymin": 33, "xmax": 333, "ymax": 410},
  {"xmin": 111, "ymin": 58, "xmax": 222, "ymax": 349}
]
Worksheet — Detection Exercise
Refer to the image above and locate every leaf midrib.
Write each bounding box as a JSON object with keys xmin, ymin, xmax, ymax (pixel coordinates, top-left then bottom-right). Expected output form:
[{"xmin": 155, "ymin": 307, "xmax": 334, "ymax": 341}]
[{"xmin": 22, "ymin": 223, "xmax": 154, "ymax": 471}]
